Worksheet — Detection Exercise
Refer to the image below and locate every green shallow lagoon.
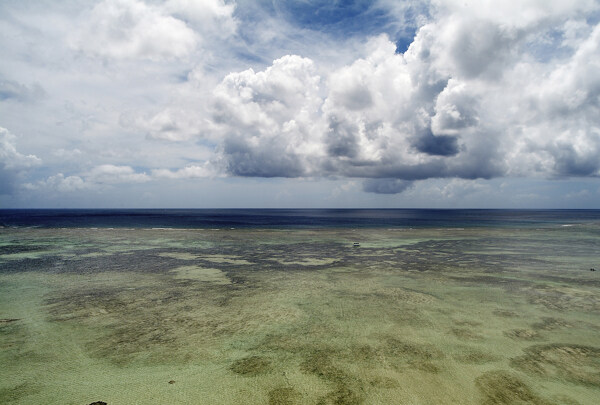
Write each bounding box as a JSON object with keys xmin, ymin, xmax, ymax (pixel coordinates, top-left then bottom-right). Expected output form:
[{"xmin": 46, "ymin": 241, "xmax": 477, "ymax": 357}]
[{"xmin": 1, "ymin": 226, "xmax": 600, "ymax": 404}]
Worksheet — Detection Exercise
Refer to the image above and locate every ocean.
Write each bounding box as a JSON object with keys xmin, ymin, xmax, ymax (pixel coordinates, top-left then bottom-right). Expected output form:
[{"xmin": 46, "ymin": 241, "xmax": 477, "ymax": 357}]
[
  {"xmin": 1, "ymin": 209, "xmax": 599, "ymax": 404},
  {"xmin": 2, "ymin": 208, "xmax": 600, "ymax": 229}
]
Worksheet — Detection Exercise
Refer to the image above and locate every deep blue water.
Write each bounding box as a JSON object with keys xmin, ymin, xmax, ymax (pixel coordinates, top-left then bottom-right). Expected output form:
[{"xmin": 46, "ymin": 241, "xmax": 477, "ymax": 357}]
[{"xmin": 1, "ymin": 209, "xmax": 600, "ymax": 229}]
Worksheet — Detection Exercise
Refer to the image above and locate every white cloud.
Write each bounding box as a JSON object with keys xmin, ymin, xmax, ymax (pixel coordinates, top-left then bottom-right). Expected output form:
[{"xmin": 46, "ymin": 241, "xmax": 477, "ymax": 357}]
[
  {"xmin": 164, "ymin": 0, "xmax": 237, "ymax": 36},
  {"xmin": 0, "ymin": 127, "xmax": 41, "ymax": 169},
  {"xmin": 210, "ymin": 54, "xmax": 325, "ymax": 177},
  {"xmin": 72, "ymin": 0, "xmax": 198, "ymax": 61},
  {"xmin": 205, "ymin": 34, "xmax": 503, "ymax": 184},
  {"xmin": 152, "ymin": 163, "xmax": 218, "ymax": 179},
  {"xmin": 201, "ymin": 1, "xmax": 599, "ymax": 193},
  {"xmin": 0, "ymin": 126, "xmax": 41, "ymax": 194},
  {"xmin": 70, "ymin": 0, "xmax": 238, "ymax": 62},
  {"xmin": 120, "ymin": 107, "xmax": 203, "ymax": 141},
  {"xmin": 86, "ymin": 164, "xmax": 151, "ymax": 184},
  {"xmin": 432, "ymin": 0, "xmax": 598, "ymax": 28},
  {"xmin": 439, "ymin": 178, "xmax": 490, "ymax": 200},
  {"xmin": 28, "ymin": 162, "xmax": 217, "ymax": 194},
  {"xmin": 431, "ymin": 79, "xmax": 479, "ymax": 135},
  {"xmin": 25, "ymin": 173, "xmax": 88, "ymax": 192}
]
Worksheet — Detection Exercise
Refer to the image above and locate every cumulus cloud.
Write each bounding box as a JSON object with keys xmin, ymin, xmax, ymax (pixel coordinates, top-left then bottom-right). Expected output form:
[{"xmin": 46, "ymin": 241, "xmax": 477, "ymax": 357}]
[
  {"xmin": 210, "ymin": 55, "xmax": 325, "ymax": 177},
  {"xmin": 499, "ymin": 24, "xmax": 600, "ymax": 179},
  {"xmin": 0, "ymin": 127, "xmax": 41, "ymax": 194},
  {"xmin": 85, "ymin": 164, "xmax": 150, "ymax": 184},
  {"xmin": 199, "ymin": 1, "xmax": 599, "ymax": 193},
  {"xmin": 152, "ymin": 163, "xmax": 217, "ymax": 179},
  {"xmin": 0, "ymin": 128, "xmax": 40, "ymax": 169},
  {"xmin": 29, "ymin": 165, "xmax": 150, "ymax": 191},
  {"xmin": 25, "ymin": 174, "xmax": 88, "ymax": 192},
  {"xmin": 431, "ymin": 79, "xmax": 479, "ymax": 135},
  {"xmin": 28, "ymin": 162, "xmax": 217, "ymax": 194},
  {"xmin": 206, "ymin": 35, "xmax": 502, "ymax": 187}
]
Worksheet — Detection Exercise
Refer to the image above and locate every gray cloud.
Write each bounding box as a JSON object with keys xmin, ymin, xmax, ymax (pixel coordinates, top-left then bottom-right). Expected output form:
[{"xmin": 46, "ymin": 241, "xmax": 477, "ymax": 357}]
[
  {"xmin": 326, "ymin": 117, "xmax": 360, "ymax": 158},
  {"xmin": 445, "ymin": 19, "xmax": 518, "ymax": 79},
  {"xmin": 0, "ymin": 78, "xmax": 45, "ymax": 102},
  {"xmin": 550, "ymin": 141, "xmax": 600, "ymax": 177},
  {"xmin": 220, "ymin": 136, "xmax": 306, "ymax": 178},
  {"xmin": 362, "ymin": 178, "xmax": 413, "ymax": 194},
  {"xmin": 412, "ymin": 131, "xmax": 459, "ymax": 156}
]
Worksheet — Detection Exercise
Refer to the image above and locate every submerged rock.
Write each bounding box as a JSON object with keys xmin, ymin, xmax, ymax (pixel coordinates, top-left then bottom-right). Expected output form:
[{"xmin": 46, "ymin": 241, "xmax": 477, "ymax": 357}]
[{"xmin": 88, "ymin": 402, "xmax": 107, "ymax": 405}]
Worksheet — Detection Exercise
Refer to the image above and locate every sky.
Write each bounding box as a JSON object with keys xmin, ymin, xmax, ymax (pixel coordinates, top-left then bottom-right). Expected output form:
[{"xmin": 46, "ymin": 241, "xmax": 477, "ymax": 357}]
[{"xmin": 1, "ymin": 0, "xmax": 599, "ymax": 208}]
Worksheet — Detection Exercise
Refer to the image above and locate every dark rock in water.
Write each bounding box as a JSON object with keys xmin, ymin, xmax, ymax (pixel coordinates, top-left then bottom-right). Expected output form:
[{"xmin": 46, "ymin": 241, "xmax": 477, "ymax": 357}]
[
  {"xmin": 168, "ymin": 380, "xmax": 176, "ymax": 384},
  {"xmin": 0, "ymin": 318, "xmax": 20, "ymax": 324},
  {"xmin": 88, "ymin": 402, "xmax": 107, "ymax": 405},
  {"xmin": 591, "ymin": 268, "xmax": 596, "ymax": 271}
]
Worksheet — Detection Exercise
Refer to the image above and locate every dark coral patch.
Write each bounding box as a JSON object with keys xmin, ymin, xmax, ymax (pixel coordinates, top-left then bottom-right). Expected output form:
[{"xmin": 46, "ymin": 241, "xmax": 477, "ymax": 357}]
[
  {"xmin": 268, "ymin": 387, "xmax": 300, "ymax": 405},
  {"xmin": 230, "ymin": 355, "xmax": 272, "ymax": 376},
  {"xmin": 503, "ymin": 329, "xmax": 543, "ymax": 341},
  {"xmin": 531, "ymin": 317, "xmax": 570, "ymax": 331},
  {"xmin": 475, "ymin": 370, "xmax": 556, "ymax": 405},
  {"xmin": 511, "ymin": 344, "xmax": 600, "ymax": 387}
]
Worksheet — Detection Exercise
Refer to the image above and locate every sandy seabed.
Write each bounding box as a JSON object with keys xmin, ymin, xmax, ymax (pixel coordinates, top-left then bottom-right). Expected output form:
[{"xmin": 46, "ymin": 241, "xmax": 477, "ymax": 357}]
[{"xmin": 1, "ymin": 225, "xmax": 599, "ymax": 404}]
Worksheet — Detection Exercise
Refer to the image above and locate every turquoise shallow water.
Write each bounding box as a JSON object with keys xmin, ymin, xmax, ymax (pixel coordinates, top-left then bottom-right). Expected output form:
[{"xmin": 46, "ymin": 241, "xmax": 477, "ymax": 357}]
[{"xmin": 1, "ymin": 223, "xmax": 600, "ymax": 404}]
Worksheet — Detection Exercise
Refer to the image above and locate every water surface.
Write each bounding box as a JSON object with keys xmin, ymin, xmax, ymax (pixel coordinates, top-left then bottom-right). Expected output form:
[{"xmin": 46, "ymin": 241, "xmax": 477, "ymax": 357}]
[{"xmin": 1, "ymin": 210, "xmax": 599, "ymax": 404}]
